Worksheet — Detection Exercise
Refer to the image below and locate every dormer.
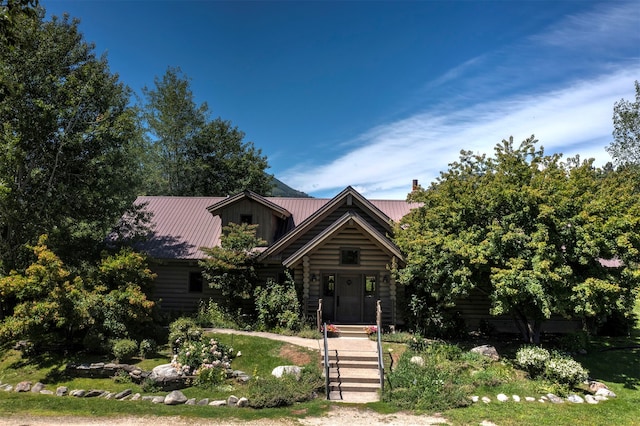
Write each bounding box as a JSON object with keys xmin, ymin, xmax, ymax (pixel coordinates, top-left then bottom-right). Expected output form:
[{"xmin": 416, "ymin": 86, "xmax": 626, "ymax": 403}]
[{"xmin": 207, "ymin": 191, "xmax": 292, "ymax": 245}]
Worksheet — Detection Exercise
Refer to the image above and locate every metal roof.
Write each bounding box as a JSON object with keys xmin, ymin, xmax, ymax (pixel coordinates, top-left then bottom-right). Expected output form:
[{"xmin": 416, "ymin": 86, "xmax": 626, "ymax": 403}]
[{"xmin": 133, "ymin": 193, "xmax": 420, "ymax": 260}]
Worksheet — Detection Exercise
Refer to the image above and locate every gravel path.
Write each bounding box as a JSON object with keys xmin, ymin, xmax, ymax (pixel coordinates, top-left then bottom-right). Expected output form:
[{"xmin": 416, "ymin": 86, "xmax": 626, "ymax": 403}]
[{"xmin": 0, "ymin": 406, "xmax": 449, "ymax": 425}]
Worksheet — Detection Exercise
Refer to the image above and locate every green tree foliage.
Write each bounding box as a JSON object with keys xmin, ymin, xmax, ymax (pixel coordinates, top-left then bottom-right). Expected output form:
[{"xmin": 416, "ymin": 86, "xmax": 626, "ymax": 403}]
[
  {"xmin": 200, "ymin": 223, "xmax": 266, "ymax": 313},
  {"xmin": 0, "ymin": 11, "xmax": 144, "ymax": 271},
  {"xmin": 0, "ymin": 0, "xmax": 38, "ymax": 45},
  {"xmin": 140, "ymin": 67, "xmax": 272, "ymax": 196},
  {"xmin": 0, "ymin": 235, "xmax": 156, "ymax": 346},
  {"xmin": 395, "ymin": 136, "xmax": 640, "ymax": 343},
  {"xmin": 607, "ymin": 81, "xmax": 640, "ymax": 166},
  {"xmin": 254, "ymin": 271, "xmax": 301, "ymax": 331}
]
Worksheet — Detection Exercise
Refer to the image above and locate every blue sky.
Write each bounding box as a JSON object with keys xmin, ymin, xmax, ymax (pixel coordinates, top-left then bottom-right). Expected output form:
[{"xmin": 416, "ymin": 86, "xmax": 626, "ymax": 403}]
[{"xmin": 45, "ymin": 1, "xmax": 639, "ymax": 199}]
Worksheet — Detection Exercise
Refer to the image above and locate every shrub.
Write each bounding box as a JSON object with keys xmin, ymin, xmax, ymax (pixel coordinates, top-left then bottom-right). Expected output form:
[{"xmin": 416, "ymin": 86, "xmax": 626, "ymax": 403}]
[
  {"xmin": 408, "ymin": 335, "xmax": 429, "ymax": 351},
  {"xmin": 82, "ymin": 329, "xmax": 107, "ymax": 353},
  {"xmin": 195, "ymin": 299, "xmax": 237, "ymax": 328},
  {"xmin": 195, "ymin": 365, "xmax": 228, "ymax": 389},
  {"xmin": 544, "ymin": 355, "xmax": 589, "ymax": 386},
  {"xmin": 384, "ymin": 346, "xmax": 472, "ymax": 411},
  {"xmin": 171, "ymin": 337, "xmax": 234, "ymax": 376},
  {"xmin": 168, "ymin": 317, "xmax": 202, "ymax": 352},
  {"xmin": 296, "ymin": 326, "xmax": 322, "ymax": 340},
  {"xmin": 515, "ymin": 346, "xmax": 551, "ymax": 377},
  {"xmin": 247, "ymin": 363, "xmax": 323, "ymax": 408},
  {"xmin": 111, "ymin": 338, "xmax": 138, "ymax": 362},
  {"xmin": 254, "ymin": 273, "xmax": 302, "ymax": 331},
  {"xmin": 138, "ymin": 338, "xmax": 157, "ymax": 359},
  {"xmin": 558, "ymin": 331, "xmax": 590, "ymax": 353}
]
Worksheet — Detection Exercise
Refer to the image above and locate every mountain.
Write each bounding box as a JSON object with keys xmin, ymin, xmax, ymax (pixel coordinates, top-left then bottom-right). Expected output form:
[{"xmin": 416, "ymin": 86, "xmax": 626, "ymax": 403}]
[{"xmin": 271, "ymin": 177, "xmax": 311, "ymax": 198}]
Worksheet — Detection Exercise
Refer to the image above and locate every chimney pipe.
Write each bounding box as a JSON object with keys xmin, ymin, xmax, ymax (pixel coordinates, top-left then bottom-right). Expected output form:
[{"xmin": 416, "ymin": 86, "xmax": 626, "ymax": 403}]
[{"xmin": 412, "ymin": 179, "xmax": 419, "ymax": 191}]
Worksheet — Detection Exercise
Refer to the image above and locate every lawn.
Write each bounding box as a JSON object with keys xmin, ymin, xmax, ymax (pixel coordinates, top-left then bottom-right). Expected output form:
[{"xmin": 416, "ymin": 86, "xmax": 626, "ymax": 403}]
[{"xmin": 0, "ymin": 312, "xmax": 639, "ymax": 425}]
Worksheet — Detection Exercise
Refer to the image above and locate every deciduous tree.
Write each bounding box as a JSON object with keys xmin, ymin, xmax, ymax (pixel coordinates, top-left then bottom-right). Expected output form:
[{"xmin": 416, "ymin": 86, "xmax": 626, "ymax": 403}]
[
  {"xmin": 607, "ymin": 81, "xmax": 640, "ymax": 166},
  {"xmin": 395, "ymin": 136, "xmax": 640, "ymax": 343}
]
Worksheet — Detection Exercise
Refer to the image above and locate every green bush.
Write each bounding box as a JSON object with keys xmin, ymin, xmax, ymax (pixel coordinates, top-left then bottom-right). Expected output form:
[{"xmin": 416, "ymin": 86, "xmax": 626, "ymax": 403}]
[
  {"xmin": 254, "ymin": 272, "xmax": 301, "ymax": 331},
  {"xmin": 168, "ymin": 317, "xmax": 202, "ymax": 352},
  {"xmin": 195, "ymin": 365, "xmax": 228, "ymax": 389},
  {"xmin": 515, "ymin": 346, "xmax": 551, "ymax": 377},
  {"xmin": 558, "ymin": 331, "xmax": 590, "ymax": 353},
  {"xmin": 195, "ymin": 299, "xmax": 237, "ymax": 328},
  {"xmin": 111, "ymin": 338, "xmax": 138, "ymax": 362},
  {"xmin": 544, "ymin": 355, "xmax": 589, "ymax": 386},
  {"xmin": 82, "ymin": 329, "xmax": 107, "ymax": 354},
  {"xmin": 247, "ymin": 363, "xmax": 323, "ymax": 408},
  {"xmin": 384, "ymin": 346, "xmax": 472, "ymax": 411},
  {"xmin": 138, "ymin": 338, "xmax": 157, "ymax": 359}
]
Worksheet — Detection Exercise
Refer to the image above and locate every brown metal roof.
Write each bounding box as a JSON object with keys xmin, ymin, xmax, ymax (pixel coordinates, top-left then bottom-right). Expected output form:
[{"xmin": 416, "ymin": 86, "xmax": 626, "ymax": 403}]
[{"xmin": 134, "ymin": 192, "xmax": 420, "ymax": 260}]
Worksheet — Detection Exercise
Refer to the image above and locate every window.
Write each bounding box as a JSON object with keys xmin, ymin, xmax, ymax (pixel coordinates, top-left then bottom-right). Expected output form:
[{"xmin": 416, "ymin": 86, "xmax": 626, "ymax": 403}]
[
  {"xmin": 240, "ymin": 214, "xmax": 253, "ymax": 225},
  {"xmin": 189, "ymin": 272, "xmax": 203, "ymax": 293},
  {"xmin": 365, "ymin": 275, "xmax": 376, "ymax": 296},
  {"xmin": 340, "ymin": 248, "xmax": 360, "ymax": 265},
  {"xmin": 323, "ymin": 274, "xmax": 335, "ymax": 296}
]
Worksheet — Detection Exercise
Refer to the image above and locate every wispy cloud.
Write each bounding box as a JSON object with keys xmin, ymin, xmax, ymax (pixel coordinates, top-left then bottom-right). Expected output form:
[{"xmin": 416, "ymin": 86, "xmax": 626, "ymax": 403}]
[{"xmin": 281, "ymin": 2, "xmax": 640, "ymax": 199}]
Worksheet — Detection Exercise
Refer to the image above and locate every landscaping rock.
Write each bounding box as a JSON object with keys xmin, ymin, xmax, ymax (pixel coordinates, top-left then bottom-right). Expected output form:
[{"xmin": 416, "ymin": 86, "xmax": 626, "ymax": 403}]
[
  {"xmin": 497, "ymin": 393, "xmax": 508, "ymax": 402},
  {"xmin": 585, "ymin": 394, "xmax": 599, "ymax": 404},
  {"xmin": 197, "ymin": 398, "xmax": 209, "ymax": 406},
  {"xmin": 30, "ymin": 382, "xmax": 44, "ymax": 393},
  {"xmin": 56, "ymin": 386, "xmax": 68, "ymax": 396},
  {"xmin": 130, "ymin": 393, "xmax": 141, "ymax": 401},
  {"xmin": 152, "ymin": 396, "xmax": 165, "ymax": 403},
  {"xmin": 546, "ymin": 393, "xmax": 564, "ymax": 404},
  {"xmin": 595, "ymin": 388, "xmax": 616, "ymax": 398},
  {"xmin": 567, "ymin": 394, "xmax": 584, "ymax": 403},
  {"xmin": 470, "ymin": 395, "xmax": 479, "ymax": 402},
  {"xmin": 164, "ymin": 390, "xmax": 188, "ymax": 405},
  {"xmin": 185, "ymin": 398, "xmax": 196, "ymax": 405},
  {"xmin": 512, "ymin": 395, "xmax": 521, "ymax": 402},
  {"xmin": 15, "ymin": 381, "xmax": 32, "ymax": 392},
  {"xmin": 40, "ymin": 389, "xmax": 54, "ymax": 395},
  {"xmin": 104, "ymin": 392, "xmax": 114, "ymax": 399},
  {"xmin": 470, "ymin": 345, "xmax": 500, "ymax": 361},
  {"xmin": 271, "ymin": 365, "xmax": 302, "ymax": 379},
  {"xmin": 227, "ymin": 395, "xmax": 239, "ymax": 406},
  {"xmin": 481, "ymin": 396, "xmax": 491, "ymax": 403},
  {"xmin": 84, "ymin": 389, "xmax": 104, "ymax": 398},
  {"xmin": 114, "ymin": 389, "xmax": 132, "ymax": 400},
  {"xmin": 525, "ymin": 397, "xmax": 535, "ymax": 402},
  {"xmin": 209, "ymin": 400, "xmax": 227, "ymax": 406},
  {"xmin": 2, "ymin": 385, "xmax": 12, "ymax": 391},
  {"xmin": 594, "ymin": 395, "xmax": 608, "ymax": 401},
  {"xmin": 233, "ymin": 370, "xmax": 251, "ymax": 383},
  {"xmin": 141, "ymin": 396, "xmax": 155, "ymax": 401},
  {"xmin": 237, "ymin": 397, "xmax": 249, "ymax": 407},
  {"xmin": 588, "ymin": 381, "xmax": 608, "ymax": 393},
  {"xmin": 409, "ymin": 356, "xmax": 425, "ymax": 367}
]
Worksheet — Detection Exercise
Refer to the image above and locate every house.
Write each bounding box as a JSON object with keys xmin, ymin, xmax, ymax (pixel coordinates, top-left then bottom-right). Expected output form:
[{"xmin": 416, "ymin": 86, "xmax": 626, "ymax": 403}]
[{"xmin": 134, "ymin": 186, "xmax": 421, "ymax": 326}]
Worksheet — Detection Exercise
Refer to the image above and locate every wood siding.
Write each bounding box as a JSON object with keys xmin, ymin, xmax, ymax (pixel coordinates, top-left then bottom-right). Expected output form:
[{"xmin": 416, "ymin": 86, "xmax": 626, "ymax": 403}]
[
  {"xmin": 151, "ymin": 263, "xmax": 225, "ymax": 312},
  {"xmin": 218, "ymin": 198, "xmax": 283, "ymax": 244}
]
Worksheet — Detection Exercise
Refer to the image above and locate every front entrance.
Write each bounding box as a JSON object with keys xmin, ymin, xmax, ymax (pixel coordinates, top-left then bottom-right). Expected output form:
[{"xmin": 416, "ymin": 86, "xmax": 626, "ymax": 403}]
[{"xmin": 335, "ymin": 274, "xmax": 362, "ymax": 323}]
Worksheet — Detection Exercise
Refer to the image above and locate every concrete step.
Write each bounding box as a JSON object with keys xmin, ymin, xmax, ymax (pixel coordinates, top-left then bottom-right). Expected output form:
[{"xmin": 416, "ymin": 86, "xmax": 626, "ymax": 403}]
[
  {"xmin": 328, "ymin": 382, "xmax": 380, "ymax": 393},
  {"xmin": 328, "ymin": 390, "xmax": 380, "ymax": 403},
  {"xmin": 332, "ymin": 324, "xmax": 375, "ymax": 339}
]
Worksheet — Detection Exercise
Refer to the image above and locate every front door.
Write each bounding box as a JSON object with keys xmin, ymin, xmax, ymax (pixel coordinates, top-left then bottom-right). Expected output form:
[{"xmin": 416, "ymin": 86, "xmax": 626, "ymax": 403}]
[{"xmin": 335, "ymin": 274, "xmax": 362, "ymax": 323}]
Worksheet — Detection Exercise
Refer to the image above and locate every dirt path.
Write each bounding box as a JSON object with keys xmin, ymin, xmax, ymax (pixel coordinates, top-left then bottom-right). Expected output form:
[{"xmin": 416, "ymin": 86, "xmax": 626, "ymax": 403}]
[{"xmin": 0, "ymin": 406, "xmax": 449, "ymax": 425}]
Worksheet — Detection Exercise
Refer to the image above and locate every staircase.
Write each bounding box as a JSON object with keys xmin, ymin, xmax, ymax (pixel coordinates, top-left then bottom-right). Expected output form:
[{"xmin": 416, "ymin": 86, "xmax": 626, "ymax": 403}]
[{"xmin": 321, "ymin": 325, "xmax": 381, "ymax": 403}]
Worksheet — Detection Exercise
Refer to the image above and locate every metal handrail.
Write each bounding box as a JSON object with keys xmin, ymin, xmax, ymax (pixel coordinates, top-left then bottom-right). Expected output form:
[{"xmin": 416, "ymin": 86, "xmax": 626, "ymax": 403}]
[
  {"xmin": 323, "ymin": 322, "xmax": 330, "ymax": 399},
  {"xmin": 317, "ymin": 299, "xmax": 323, "ymax": 332},
  {"xmin": 376, "ymin": 301, "xmax": 384, "ymax": 393}
]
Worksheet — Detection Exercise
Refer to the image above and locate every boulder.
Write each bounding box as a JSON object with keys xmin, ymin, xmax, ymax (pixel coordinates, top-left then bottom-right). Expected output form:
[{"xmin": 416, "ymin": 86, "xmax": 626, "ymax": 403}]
[
  {"xmin": 227, "ymin": 395, "xmax": 239, "ymax": 406},
  {"xmin": 84, "ymin": 389, "xmax": 104, "ymax": 398},
  {"xmin": 470, "ymin": 345, "xmax": 500, "ymax": 361},
  {"xmin": 114, "ymin": 389, "xmax": 132, "ymax": 400},
  {"xmin": 585, "ymin": 394, "xmax": 599, "ymax": 404},
  {"xmin": 481, "ymin": 396, "xmax": 491, "ymax": 403},
  {"xmin": 31, "ymin": 382, "xmax": 44, "ymax": 393},
  {"xmin": 512, "ymin": 395, "xmax": 521, "ymax": 402},
  {"xmin": 588, "ymin": 381, "xmax": 608, "ymax": 393},
  {"xmin": 595, "ymin": 388, "xmax": 616, "ymax": 398},
  {"xmin": 14, "ymin": 381, "xmax": 32, "ymax": 392},
  {"xmin": 497, "ymin": 393, "xmax": 509, "ymax": 402},
  {"xmin": 237, "ymin": 397, "xmax": 249, "ymax": 407},
  {"xmin": 546, "ymin": 393, "xmax": 564, "ymax": 404},
  {"xmin": 149, "ymin": 364, "xmax": 183, "ymax": 382},
  {"xmin": 40, "ymin": 389, "xmax": 54, "ymax": 395},
  {"xmin": 164, "ymin": 390, "xmax": 188, "ymax": 405},
  {"xmin": 197, "ymin": 398, "xmax": 209, "ymax": 406},
  {"xmin": 56, "ymin": 386, "xmax": 68, "ymax": 396},
  {"xmin": 130, "ymin": 393, "xmax": 141, "ymax": 401},
  {"xmin": 470, "ymin": 395, "xmax": 479, "ymax": 403},
  {"xmin": 567, "ymin": 394, "xmax": 584, "ymax": 404},
  {"xmin": 209, "ymin": 400, "xmax": 227, "ymax": 406},
  {"xmin": 152, "ymin": 396, "xmax": 165, "ymax": 404},
  {"xmin": 185, "ymin": 398, "xmax": 196, "ymax": 405},
  {"xmin": 410, "ymin": 356, "xmax": 425, "ymax": 367},
  {"xmin": 271, "ymin": 365, "xmax": 302, "ymax": 379},
  {"xmin": 70, "ymin": 389, "xmax": 86, "ymax": 397},
  {"xmin": 524, "ymin": 397, "xmax": 535, "ymax": 402}
]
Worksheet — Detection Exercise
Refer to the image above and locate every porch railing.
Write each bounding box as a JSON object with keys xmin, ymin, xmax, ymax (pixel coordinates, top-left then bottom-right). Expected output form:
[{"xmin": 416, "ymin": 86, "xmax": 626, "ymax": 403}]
[
  {"xmin": 323, "ymin": 322, "xmax": 330, "ymax": 399},
  {"xmin": 376, "ymin": 300, "xmax": 384, "ymax": 393},
  {"xmin": 316, "ymin": 299, "xmax": 323, "ymax": 332}
]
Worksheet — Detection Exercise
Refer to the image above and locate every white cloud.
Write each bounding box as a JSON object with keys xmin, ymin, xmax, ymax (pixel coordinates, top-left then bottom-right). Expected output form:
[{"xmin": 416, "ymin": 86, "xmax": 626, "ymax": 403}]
[
  {"xmin": 282, "ymin": 65, "xmax": 638, "ymax": 199},
  {"xmin": 281, "ymin": 1, "xmax": 639, "ymax": 199}
]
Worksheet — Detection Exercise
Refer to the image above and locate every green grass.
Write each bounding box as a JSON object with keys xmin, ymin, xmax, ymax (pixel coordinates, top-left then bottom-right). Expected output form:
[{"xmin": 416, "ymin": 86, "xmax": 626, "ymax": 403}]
[{"xmin": 0, "ymin": 332, "xmax": 326, "ymax": 422}]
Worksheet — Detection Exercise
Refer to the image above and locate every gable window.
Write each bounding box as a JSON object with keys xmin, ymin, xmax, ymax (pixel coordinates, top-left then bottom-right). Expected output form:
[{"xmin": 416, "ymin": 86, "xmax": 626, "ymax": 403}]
[
  {"xmin": 189, "ymin": 272, "xmax": 203, "ymax": 293},
  {"xmin": 240, "ymin": 214, "xmax": 253, "ymax": 225},
  {"xmin": 340, "ymin": 248, "xmax": 360, "ymax": 265},
  {"xmin": 323, "ymin": 274, "xmax": 335, "ymax": 296}
]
